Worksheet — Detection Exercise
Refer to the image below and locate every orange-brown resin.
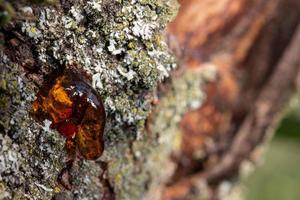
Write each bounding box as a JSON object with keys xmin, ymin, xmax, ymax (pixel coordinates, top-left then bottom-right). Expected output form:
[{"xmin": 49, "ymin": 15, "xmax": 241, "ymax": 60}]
[{"xmin": 31, "ymin": 69, "xmax": 106, "ymax": 160}]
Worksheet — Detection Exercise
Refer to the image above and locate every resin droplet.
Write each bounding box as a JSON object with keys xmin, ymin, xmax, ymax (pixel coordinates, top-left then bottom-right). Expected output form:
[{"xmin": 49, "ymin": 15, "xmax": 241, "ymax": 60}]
[{"xmin": 31, "ymin": 69, "xmax": 106, "ymax": 160}]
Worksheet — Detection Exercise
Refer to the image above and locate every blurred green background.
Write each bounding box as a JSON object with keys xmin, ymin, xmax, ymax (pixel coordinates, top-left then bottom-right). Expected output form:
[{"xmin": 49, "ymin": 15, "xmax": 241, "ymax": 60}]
[{"xmin": 245, "ymin": 94, "xmax": 300, "ymax": 200}]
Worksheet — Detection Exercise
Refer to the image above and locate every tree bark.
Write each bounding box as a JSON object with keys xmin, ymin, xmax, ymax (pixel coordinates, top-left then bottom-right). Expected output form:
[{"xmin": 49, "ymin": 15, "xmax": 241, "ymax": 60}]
[{"xmin": 0, "ymin": 0, "xmax": 299, "ymax": 200}]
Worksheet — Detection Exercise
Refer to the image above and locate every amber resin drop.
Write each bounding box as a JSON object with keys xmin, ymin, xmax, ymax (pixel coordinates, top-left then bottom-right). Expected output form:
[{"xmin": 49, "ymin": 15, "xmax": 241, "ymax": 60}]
[{"xmin": 31, "ymin": 69, "xmax": 106, "ymax": 160}]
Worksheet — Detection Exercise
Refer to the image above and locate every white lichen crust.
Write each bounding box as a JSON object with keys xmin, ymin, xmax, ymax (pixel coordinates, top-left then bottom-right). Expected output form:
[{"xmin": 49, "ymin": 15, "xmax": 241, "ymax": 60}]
[{"xmin": 1, "ymin": 0, "xmax": 180, "ymax": 199}]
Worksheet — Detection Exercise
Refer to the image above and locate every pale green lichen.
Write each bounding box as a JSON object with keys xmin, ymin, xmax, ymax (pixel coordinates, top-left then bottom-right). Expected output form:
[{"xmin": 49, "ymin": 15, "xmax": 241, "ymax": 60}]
[
  {"xmin": 1, "ymin": 0, "xmax": 180, "ymax": 199},
  {"xmin": 102, "ymin": 67, "xmax": 216, "ymax": 200}
]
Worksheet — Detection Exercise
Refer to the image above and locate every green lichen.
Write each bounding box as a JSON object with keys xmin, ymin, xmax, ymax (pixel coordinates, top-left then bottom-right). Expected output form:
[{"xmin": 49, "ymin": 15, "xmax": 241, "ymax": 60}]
[
  {"xmin": 102, "ymin": 67, "xmax": 216, "ymax": 200},
  {"xmin": 20, "ymin": 0, "xmax": 177, "ymax": 132},
  {"xmin": 0, "ymin": 0, "xmax": 184, "ymax": 199}
]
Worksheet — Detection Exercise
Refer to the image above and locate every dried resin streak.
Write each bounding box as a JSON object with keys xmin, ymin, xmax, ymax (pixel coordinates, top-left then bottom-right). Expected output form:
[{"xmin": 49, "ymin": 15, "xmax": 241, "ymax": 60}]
[{"xmin": 31, "ymin": 69, "xmax": 106, "ymax": 160}]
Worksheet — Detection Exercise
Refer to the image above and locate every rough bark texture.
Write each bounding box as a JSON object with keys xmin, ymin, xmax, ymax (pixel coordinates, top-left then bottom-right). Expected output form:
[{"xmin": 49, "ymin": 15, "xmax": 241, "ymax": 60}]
[
  {"xmin": 1, "ymin": 1, "xmax": 179, "ymax": 199},
  {"xmin": 0, "ymin": 0, "xmax": 299, "ymax": 200}
]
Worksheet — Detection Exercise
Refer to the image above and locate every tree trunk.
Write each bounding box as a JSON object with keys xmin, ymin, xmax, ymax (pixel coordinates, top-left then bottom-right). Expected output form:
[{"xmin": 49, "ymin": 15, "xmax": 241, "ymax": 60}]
[{"xmin": 0, "ymin": 0, "xmax": 299, "ymax": 200}]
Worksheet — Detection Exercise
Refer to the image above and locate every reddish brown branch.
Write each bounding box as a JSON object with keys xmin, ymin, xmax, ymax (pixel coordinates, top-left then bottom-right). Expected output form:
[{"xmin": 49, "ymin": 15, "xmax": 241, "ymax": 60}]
[{"xmin": 163, "ymin": 22, "xmax": 300, "ymax": 199}]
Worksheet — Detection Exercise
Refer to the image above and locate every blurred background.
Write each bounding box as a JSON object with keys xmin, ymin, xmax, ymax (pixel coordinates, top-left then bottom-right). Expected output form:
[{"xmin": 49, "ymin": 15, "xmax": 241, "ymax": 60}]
[
  {"xmin": 165, "ymin": 0, "xmax": 300, "ymax": 199},
  {"xmin": 1, "ymin": 0, "xmax": 299, "ymax": 199},
  {"xmin": 245, "ymin": 93, "xmax": 300, "ymax": 200}
]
